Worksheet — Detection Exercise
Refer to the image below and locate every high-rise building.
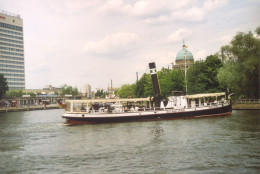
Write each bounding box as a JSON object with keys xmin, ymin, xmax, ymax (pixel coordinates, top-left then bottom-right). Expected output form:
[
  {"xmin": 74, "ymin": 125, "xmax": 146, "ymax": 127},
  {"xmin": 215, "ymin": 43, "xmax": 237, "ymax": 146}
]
[
  {"xmin": 0, "ymin": 11, "xmax": 25, "ymax": 89},
  {"xmin": 83, "ymin": 84, "xmax": 91, "ymax": 98}
]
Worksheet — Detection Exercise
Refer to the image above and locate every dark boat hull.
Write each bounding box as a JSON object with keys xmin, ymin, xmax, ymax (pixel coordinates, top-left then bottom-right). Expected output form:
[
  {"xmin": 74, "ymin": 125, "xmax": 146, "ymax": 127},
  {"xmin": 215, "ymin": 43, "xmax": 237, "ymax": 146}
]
[{"xmin": 62, "ymin": 104, "xmax": 232, "ymax": 124}]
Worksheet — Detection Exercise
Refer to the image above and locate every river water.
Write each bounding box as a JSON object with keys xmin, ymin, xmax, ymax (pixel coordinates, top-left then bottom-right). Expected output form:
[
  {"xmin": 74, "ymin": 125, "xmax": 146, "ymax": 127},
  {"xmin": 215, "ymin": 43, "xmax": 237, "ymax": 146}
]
[{"xmin": 0, "ymin": 109, "xmax": 259, "ymax": 174}]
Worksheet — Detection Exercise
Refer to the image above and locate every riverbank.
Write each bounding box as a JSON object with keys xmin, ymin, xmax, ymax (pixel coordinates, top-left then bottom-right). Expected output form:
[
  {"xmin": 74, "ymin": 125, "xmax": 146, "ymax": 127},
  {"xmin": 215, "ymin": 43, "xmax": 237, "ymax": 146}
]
[{"xmin": 0, "ymin": 105, "xmax": 61, "ymax": 113}]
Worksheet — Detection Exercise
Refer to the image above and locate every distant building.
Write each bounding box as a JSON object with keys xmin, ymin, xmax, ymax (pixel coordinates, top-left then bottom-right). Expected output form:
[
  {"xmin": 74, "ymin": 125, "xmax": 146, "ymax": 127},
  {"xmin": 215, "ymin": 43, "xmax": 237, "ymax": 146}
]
[
  {"xmin": 23, "ymin": 85, "xmax": 61, "ymax": 95},
  {"xmin": 43, "ymin": 85, "xmax": 60, "ymax": 91},
  {"xmin": 107, "ymin": 87, "xmax": 119, "ymax": 95},
  {"xmin": 83, "ymin": 84, "xmax": 91, "ymax": 98},
  {"xmin": 91, "ymin": 91, "xmax": 95, "ymax": 99},
  {"xmin": 172, "ymin": 43, "xmax": 194, "ymax": 70},
  {"xmin": 0, "ymin": 11, "xmax": 25, "ymax": 89}
]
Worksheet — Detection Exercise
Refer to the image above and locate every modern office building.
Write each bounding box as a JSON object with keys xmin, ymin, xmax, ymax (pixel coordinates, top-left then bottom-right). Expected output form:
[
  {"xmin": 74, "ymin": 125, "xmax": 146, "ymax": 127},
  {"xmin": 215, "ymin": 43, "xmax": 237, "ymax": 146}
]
[
  {"xmin": 82, "ymin": 84, "xmax": 91, "ymax": 98},
  {"xmin": 0, "ymin": 11, "xmax": 25, "ymax": 89}
]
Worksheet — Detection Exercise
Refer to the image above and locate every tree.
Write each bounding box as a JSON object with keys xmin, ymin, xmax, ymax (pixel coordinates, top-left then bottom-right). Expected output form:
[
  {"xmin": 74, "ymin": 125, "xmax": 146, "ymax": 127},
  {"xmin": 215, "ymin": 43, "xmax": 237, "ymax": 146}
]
[
  {"xmin": 171, "ymin": 69, "xmax": 185, "ymax": 92},
  {"xmin": 217, "ymin": 61, "xmax": 240, "ymax": 95},
  {"xmin": 0, "ymin": 74, "xmax": 8, "ymax": 99},
  {"xmin": 187, "ymin": 60, "xmax": 208, "ymax": 94},
  {"xmin": 217, "ymin": 27, "xmax": 260, "ymax": 98},
  {"xmin": 27, "ymin": 92, "xmax": 36, "ymax": 97},
  {"xmin": 5, "ymin": 90, "xmax": 23, "ymax": 98},
  {"xmin": 60, "ymin": 84, "xmax": 79, "ymax": 97},
  {"xmin": 117, "ymin": 84, "xmax": 136, "ymax": 98},
  {"xmin": 158, "ymin": 68, "xmax": 184, "ymax": 98},
  {"xmin": 134, "ymin": 69, "xmax": 184, "ymax": 99},
  {"xmin": 95, "ymin": 89, "xmax": 107, "ymax": 98},
  {"xmin": 135, "ymin": 73, "xmax": 153, "ymax": 98},
  {"xmin": 204, "ymin": 55, "xmax": 223, "ymax": 92},
  {"xmin": 187, "ymin": 55, "xmax": 223, "ymax": 94}
]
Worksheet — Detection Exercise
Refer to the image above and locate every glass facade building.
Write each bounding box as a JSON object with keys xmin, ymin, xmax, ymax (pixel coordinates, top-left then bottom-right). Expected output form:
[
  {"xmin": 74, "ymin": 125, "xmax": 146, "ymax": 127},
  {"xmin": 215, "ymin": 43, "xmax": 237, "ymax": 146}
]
[{"xmin": 0, "ymin": 12, "xmax": 25, "ymax": 89}]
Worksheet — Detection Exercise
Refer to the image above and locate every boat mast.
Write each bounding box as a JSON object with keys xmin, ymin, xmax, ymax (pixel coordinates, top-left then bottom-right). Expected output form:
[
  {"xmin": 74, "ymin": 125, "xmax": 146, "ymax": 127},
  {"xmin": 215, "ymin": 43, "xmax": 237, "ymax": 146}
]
[
  {"xmin": 149, "ymin": 62, "xmax": 162, "ymax": 107},
  {"xmin": 183, "ymin": 40, "xmax": 188, "ymax": 94}
]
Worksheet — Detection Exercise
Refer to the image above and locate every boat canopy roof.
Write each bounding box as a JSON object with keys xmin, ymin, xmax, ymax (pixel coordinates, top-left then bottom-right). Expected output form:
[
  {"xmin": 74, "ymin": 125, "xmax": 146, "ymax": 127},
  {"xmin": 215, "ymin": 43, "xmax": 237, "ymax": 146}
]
[
  {"xmin": 66, "ymin": 97, "xmax": 150, "ymax": 103},
  {"xmin": 184, "ymin": 92, "xmax": 226, "ymax": 99}
]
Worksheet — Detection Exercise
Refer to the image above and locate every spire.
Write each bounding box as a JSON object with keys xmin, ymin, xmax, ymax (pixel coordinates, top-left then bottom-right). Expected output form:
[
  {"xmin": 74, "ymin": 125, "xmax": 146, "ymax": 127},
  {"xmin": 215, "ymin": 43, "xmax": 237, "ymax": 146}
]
[{"xmin": 183, "ymin": 39, "xmax": 185, "ymax": 48}]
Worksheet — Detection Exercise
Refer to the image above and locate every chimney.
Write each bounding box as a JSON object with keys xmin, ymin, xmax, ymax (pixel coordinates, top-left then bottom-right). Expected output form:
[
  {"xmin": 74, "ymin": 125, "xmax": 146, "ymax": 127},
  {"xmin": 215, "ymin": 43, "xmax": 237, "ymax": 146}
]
[{"xmin": 149, "ymin": 62, "xmax": 162, "ymax": 107}]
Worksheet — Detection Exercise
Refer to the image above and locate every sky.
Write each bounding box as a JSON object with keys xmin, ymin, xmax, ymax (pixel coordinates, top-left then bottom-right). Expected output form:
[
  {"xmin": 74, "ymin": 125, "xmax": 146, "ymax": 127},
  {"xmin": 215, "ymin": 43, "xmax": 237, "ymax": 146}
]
[{"xmin": 1, "ymin": 0, "xmax": 259, "ymax": 91}]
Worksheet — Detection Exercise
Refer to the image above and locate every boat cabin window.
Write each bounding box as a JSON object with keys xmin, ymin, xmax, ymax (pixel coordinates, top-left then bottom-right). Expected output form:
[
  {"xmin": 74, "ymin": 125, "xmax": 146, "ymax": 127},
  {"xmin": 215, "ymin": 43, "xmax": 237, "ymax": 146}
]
[{"xmin": 65, "ymin": 102, "xmax": 70, "ymax": 111}]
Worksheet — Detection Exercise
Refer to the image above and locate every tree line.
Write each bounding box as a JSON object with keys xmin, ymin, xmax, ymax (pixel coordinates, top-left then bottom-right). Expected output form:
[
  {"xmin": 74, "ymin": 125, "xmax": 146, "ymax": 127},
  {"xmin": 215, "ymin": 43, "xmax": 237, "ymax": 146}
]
[
  {"xmin": 117, "ymin": 26, "xmax": 260, "ymax": 99},
  {"xmin": 0, "ymin": 27, "xmax": 259, "ymax": 100}
]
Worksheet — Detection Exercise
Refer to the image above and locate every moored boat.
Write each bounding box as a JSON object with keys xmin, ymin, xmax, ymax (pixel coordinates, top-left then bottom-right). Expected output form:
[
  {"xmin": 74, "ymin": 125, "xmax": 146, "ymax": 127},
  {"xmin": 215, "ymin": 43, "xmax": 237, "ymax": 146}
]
[{"xmin": 61, "ymin": 62, "xmax": 232, "ymax": 124}]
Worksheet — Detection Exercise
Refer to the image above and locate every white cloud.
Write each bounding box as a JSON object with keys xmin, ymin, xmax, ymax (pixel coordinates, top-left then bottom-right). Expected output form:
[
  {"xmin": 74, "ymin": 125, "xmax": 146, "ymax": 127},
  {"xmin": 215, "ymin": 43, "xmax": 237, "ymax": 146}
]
[
  {"xmin": 221, "ymin": 35, "xmax": 232, "ymax": 44},
  {"xmin": 98, "ymin": 0, "xmax": 196, "ymax": 21},
  {"xmin": 144, "ymin": 0, "xmax": 228, "ymax": 24},
  {"xmin": 195, "ymin": 50, "xmax": 207, "ymax": 60},
  {"xmin": 171, "ymin": 0, "xmax": 228, "ymax": 22},
  {"xmin": 1, "ymin": 0, "xmax": 258, "ymax": 90},
  {"xmin": 97, "ymin": 0, "xmax": 228, "ymax": 24},
  {"xmin": 168, "ymin": 28, "xmax": 192, "ymax": 42},
  {"xmin": 203, "ymin": 0, "xmax": 228, "ymax": 11},
  {"xmin": 171, "ymin": 7, "xmax": 205, "ymax": 22},
  {"xmin": 98, "ymin": 0, "xmax": 126, "ymax": 14},
  {"xmin": 131, "ymin": 0, "xmax": 167, "ymax": 17},
  {"xmin": 84, "ymin": 32, "xmax": 140, "ymax": 57},
  {"xmin": 144, "ymin": 15, "xmax": 171, "ymax": 24}
]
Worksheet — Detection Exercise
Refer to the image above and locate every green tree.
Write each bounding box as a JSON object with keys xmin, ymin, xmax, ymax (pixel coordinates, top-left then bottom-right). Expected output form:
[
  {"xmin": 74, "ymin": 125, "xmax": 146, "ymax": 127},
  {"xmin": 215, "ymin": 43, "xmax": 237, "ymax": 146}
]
[
  {"xmin": 170, "ymin": 69, "xmax": 185, "ymax": 92},
  {"xmin": 60, "ymin": 84, "xmax": 79, "ymax": 97},
  {"xmin": 134, "ymin": 69, "xmax": 184, "ymax": 99},
  {"xmin": 158, "ymin": 68, "xmax": 184, "ymax": 98},
  {"xmin": 187, "ymin": 60, "xmax": 208, "ymax": 94},
  {"xmin": 217, "ymin": 61, "xmax": 239, "ymax": 94},
  {"xmin": 27, "ymin": 92, "xmax": 36, "ymax": 97},
  {"xmin": 117, "ymin": 84, "xmax": 136, "ymax": 98},
  {"xmin": 187, "ymin": 55, "xmax": 223, "ymax": 94},
  {"xmin": 95, "ymin": 89, "xmax": 107, "ymax": 98},
  {"xmin": 5, "ymin": 90, "xmax": 24, "ymax": 98},
  {"xmin": 0, "ymin": 74, "xmax": 9, "ymax": 99},
  {"xmin": 135, "ymin": 73, "xmax": 153, "ymax": 98},
  {"xmin": 204, "ymin": 55, "xmax": 223, "ymax": 92},
  {"xmin": 217, "ymin": 27, "xmax": 260, "ymax": 98}
]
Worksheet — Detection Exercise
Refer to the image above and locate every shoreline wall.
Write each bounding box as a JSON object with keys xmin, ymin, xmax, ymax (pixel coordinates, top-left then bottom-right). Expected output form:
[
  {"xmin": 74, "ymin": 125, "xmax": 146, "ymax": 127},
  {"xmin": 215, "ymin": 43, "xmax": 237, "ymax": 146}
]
[
  {"xmin": 232, "ymin": 103, "xmax": 260, "ymax": 110},
  {"xmin": 0, "ymin": 105, "xmax": 61, "ymax": 113}
]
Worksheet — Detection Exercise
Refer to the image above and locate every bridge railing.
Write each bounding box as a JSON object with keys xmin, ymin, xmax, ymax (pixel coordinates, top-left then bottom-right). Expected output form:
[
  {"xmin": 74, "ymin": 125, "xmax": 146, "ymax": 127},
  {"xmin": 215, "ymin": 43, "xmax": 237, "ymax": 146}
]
[{"xmin": 233, "ymin": 99, "xmax": 260, "ymax": 104}]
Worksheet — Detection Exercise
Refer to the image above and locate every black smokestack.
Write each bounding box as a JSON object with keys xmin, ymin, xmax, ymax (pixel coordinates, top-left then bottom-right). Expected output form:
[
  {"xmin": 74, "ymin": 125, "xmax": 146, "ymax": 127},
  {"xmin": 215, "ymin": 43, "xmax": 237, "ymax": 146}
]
[{"xmin": 149, "ymin": 62, "xmax": 162, "ymax": 107}]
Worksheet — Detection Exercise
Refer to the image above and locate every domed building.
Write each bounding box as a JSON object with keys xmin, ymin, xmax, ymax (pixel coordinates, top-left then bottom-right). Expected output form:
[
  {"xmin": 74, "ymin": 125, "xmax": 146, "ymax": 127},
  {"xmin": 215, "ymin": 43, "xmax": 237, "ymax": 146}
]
[{"xmin": 172, "ymin": 43, "xmax": 194, "ymax": 70}]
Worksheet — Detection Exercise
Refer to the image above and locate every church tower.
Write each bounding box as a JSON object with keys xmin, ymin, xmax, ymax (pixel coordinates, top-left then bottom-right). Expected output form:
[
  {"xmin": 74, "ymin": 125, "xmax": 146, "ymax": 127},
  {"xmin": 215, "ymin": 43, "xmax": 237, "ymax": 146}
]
[{"xmin": 172, "ymin": 41, "xmax": 194, "ymax": 70}]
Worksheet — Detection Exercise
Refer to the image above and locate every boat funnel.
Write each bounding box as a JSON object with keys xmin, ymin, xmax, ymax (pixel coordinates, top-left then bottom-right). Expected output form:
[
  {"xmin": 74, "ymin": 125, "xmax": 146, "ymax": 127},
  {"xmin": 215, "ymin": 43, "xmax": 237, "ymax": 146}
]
[{"xmin": 149, "ymin": 62, "xmax": 162, "ymax": 107}]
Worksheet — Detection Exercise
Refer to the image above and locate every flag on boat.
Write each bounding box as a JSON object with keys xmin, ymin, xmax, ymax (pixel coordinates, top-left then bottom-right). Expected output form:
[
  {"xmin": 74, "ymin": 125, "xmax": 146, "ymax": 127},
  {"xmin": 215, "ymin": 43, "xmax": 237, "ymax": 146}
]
[{"xmin": 57, "ymin": 101, "xmax": 67, "ymax": 109}]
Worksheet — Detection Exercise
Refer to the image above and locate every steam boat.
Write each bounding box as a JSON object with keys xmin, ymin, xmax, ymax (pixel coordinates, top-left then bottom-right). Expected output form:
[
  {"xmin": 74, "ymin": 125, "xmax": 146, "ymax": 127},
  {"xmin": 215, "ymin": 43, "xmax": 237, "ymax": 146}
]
[{"xmin": 61, "ymin": 62, "xmax": 232, "ymax": 124}]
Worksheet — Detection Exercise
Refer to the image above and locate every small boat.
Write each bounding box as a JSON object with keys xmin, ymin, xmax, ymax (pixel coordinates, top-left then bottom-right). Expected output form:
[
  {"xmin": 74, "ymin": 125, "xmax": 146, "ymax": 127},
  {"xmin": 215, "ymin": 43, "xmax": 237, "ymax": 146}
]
[{"xmin": 61, "ymin": 62, "xmax": 232, "ymax": 124}]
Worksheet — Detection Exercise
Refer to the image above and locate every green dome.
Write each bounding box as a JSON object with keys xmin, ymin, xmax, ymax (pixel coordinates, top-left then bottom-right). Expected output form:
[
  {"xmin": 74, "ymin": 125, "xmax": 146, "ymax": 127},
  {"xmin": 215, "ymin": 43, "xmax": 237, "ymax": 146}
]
[{"xmin": 176, "ymin": 45, "xmax": 194, "ymax": 60}]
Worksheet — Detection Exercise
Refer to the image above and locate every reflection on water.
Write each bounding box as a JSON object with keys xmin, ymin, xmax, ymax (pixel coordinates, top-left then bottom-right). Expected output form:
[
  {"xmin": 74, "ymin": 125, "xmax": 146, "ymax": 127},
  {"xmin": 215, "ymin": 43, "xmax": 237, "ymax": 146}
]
[{"xmin": 0, "ymin": 109, "xmax": 259, "ymax": 173}]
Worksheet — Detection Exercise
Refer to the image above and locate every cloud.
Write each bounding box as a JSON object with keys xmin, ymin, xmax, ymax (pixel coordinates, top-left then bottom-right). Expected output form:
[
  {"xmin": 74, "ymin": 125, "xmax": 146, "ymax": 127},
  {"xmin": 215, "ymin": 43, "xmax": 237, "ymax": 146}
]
[
  {"xmin": 171, "ymin": 0, "xmax": 228, "ymax": 22},
  {"xmin": 171, "ymin": 7, "xmax": 205, "ymax": 22},
  {"xmin": 84, "ymin": 32, "xmax": 140, "ymax": 57},
  {"xmin": 145, "ymin": 0, "xmax": 228, "ymax": 24},
  {"xmin": 97, "ymin": 0, "xmax": 228, "ymax": 24},
  {"xmin": 203, "ymin": 0, "xmax": 228, "ymax": 11},
  {"xmin": 195, "ymin": 50, "xmax": 207, "ymax": 60},
  {"xmin": 98, "ymin": 0, "xmax": 126, "ymax": 15},
  {"xmin": 1, "ymin": 0, "xmax": 258, "ymax": 90},
  {"xmin": 221, "ymin": 35, "xmax": 232, "ymax": 44},
  {"xmin": 144, "ymin": 15, "xmax": 171, "ymax": 24},
  {"xmin": 98, "ymin": 0, "xmax": 195, "ymax": 20},
  {"xmin": 168, "ymin": 28, "xmax": 192, "ymax": 42}
]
